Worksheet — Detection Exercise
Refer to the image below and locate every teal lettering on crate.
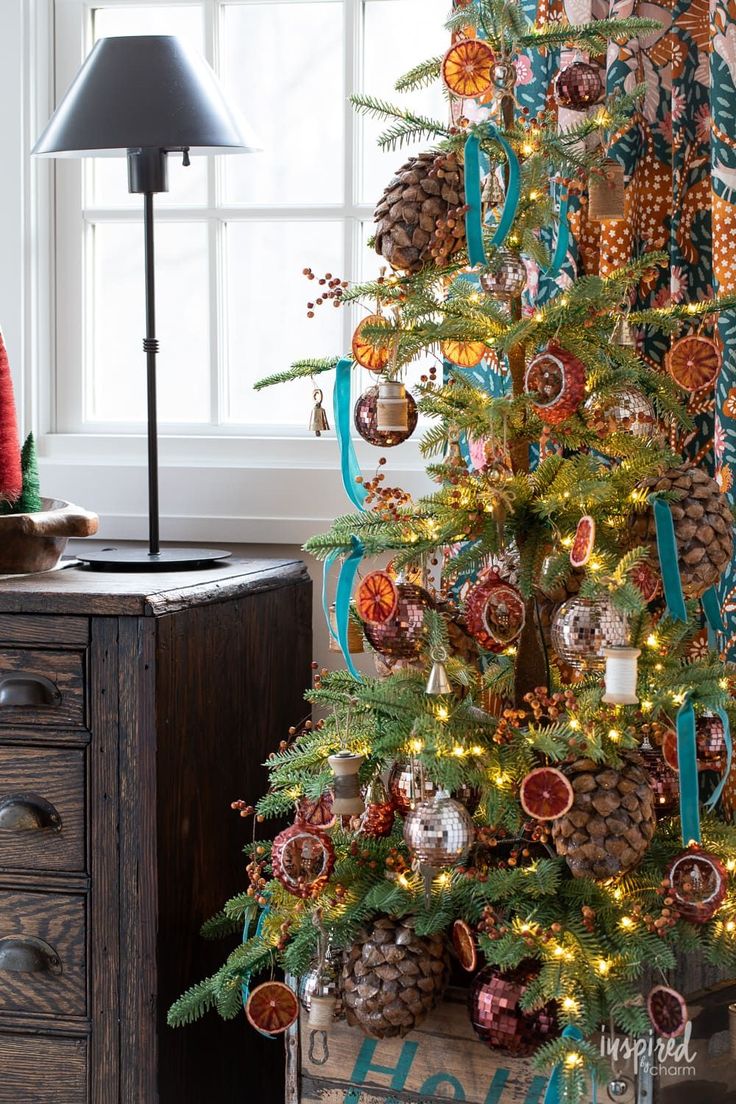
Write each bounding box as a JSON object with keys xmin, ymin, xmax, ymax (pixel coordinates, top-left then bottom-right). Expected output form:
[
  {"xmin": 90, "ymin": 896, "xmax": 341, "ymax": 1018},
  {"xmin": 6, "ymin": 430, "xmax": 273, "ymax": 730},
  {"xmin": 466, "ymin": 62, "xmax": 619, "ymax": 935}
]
[
  {"xmin": 419, "ymin": 1072, "xmax": 466, "ymax": 1098},
  {"xmin": 350, "ymin": 1038, "xmax": 419, "ymax": 1091}
]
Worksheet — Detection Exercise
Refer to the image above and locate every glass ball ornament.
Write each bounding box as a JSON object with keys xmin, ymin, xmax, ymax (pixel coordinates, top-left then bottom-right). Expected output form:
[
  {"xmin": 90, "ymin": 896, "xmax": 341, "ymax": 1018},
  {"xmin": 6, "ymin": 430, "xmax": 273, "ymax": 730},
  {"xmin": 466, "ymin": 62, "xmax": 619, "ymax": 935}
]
[
  {"xmin": 463, "ymin": 571, "xmax": 525, "ymax": 653},
  {"xmin": 479, "ymin": 252, "xmax": 527, "ymax": 299},
  {"xmin": 403, "ymin": 790, "xmax": 475, "ymax": 867},
  {"xmin": 585, "ymin": 388, "xmax": 656, "ymax": 441},
  {"xmin": 298, "ymin": 951, "xmax": 344, "ymax": 1021},
  {"xmin": 354, "ymin": 385, "xmax": 418, "ymax": 447},
  {"xmin": 696, "ymin": 713, "xmax": 727, "ymax": 772},
  {"xmin": 387, "ymin": 759, "xmax": 480, "ymax": 816},
  {"xmin": 468, "ymin": 961, "xmax": 559, "ymax": 1055},
  {"xmin": 554, "ymin": 59, "xmax": 604, "ymax": 110},
  {"xmin": 524, "ymin": 345, "xmax": 586, "ymax": 425},
  {"xmin": 551, "ymin": 596, "xmax": 627, "ymax": 671},
  {"xmin": 271, "ymin": 821, "xmax": 335, "ymax": 899},
  {"xmin": 363, "ymin": 583, "xmax": 431, "ymax": 659},
  {"xmin": 665, "ymin": 847, "xmax": 728, "ymax": 924}
]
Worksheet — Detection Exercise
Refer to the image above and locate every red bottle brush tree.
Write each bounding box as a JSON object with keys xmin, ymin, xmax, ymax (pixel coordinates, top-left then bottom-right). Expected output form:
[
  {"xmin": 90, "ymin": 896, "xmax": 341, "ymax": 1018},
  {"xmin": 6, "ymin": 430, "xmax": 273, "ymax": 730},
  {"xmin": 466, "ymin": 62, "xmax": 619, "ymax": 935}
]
[{"xmin": 0, "ymin": 334, "xmax": 22, "ymax": 506}]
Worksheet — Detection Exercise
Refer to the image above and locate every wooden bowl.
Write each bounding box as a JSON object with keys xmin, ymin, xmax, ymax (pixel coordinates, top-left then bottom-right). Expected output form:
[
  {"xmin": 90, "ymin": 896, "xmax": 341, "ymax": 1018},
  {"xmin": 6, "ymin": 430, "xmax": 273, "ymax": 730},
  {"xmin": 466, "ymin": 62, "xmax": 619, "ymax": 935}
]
[{"xmin": 0, "ymin": 499, "xmax": 99, "ymax": 574}]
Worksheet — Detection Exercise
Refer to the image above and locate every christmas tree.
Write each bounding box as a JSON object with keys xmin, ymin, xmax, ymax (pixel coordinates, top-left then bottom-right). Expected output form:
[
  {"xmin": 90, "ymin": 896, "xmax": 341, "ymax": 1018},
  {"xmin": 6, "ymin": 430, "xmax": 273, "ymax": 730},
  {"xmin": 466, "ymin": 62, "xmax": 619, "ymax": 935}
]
[{"xmin": 170, "ymin": 4, "xmax": 736, "ymax": 1099}]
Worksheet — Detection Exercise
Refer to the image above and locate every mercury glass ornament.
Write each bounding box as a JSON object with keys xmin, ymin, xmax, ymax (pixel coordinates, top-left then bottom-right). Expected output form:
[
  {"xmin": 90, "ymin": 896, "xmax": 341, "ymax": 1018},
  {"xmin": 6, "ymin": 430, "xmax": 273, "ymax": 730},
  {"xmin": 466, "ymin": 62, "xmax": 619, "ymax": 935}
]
[
  {"xmin": 357, "ymin": 777, "xmax": 395, "ymax": 838},
  {"xmin": 551, "ymin": 596, "xmax": 627, "ymax": 671},
  {"xmin": 606, "ymin": 1077, "xmax": 635, "ymax": 1101},
  {"xmin": 388, "ymin": 759, "xmax": 481, "ymax": 816},
  {"xmin": 696, "ymin": 713, "xmax": 727, "ymax": 772},
  {"xmin": 665, "ymin": 847, "xmax": 728, "ymax": 924},
  {"xmin": 469, "ymin": 962, "xmax": 559, "ymax": 1055},
  {"xmin": 404, "ymin": 790, "xmax": 475, "ymax": 870},
  {"xmin": 479, "ymin": 252, "xmax": 527, "ymax": 299},
  {"xmin": 493, "ymin": 59, "xmax": 516, "ymax": 94},
  {"xmin": 354, "ymin": 385, "xmax": 417, "ymax": 447},
  {"xmin": 298, "ymin": 950, "xmax": 344, "ymax": 1021},
  {"xmin": 363, "ymin": 583, "xmax": 431, "ymax": 659},
  {"xmin": 271, "ymin": 821, "xmax": 335, "ymax": 899},
  {"xmin": 585, "ymin": 388, "xmax": 656, "ymax": 441},
  {"xmin": 639, "ymin": 737, "xmax": 679, "ymax": 817}
]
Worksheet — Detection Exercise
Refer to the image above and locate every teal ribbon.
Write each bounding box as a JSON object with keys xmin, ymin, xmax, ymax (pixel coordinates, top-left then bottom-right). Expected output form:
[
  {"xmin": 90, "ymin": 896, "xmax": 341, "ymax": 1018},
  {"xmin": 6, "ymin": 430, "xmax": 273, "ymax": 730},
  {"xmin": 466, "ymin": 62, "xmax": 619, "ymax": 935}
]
[
  {"xmin": 705, "ymin": 706, "xmax": 733, "ymax": 812},
  {"xmin": 322, "ymin": 549, "xmax": 341, "ymax": 642},
  {"xmin": 676, "ymin": 695, "xmax": 701, "ymax": 846},
  {"xmin": 334, "ymin": 536, "xmax": 365, "ymax": 681},
  {"xmin": 650, "ymin": 496, "xmax": 688, "ymax": 622},
  {"xmin": 464, "ymin": 123, "xmax": 521, "ymax": 266},
  {"xmin": 702, "ymin": 585, "xmax": 725, "ymax": 650},
  {"xmin": 543, "ymin": 1025, "xmax": 596, "ymax": 1104},
  {"xmin": 545, "ymin": 186, "xmax": 570, "ymax": 279},
  {"xmin": 334, "ymin": 357, "xmax": 369, "ymax": 511},
  {"xmin": 241, "ymin": 904, "xmax": 270, "ymax": 1030}
]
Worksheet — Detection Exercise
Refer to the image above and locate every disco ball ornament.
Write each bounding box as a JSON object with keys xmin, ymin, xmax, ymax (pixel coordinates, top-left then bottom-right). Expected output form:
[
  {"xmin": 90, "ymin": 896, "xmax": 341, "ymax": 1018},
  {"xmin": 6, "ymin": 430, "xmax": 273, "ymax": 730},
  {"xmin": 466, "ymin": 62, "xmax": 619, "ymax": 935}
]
[
  {"xmin": 387, "ymin": 758, "xmax": 481, "ymax": 816},
  {"xmin": 354, "ymin": 385, "xmax": 417, "ymax": 447},
  {"xmin": 468, "ymin": 962, "xmax": 559, "ymax": 1055},
  {"xmin": 271, "ymin": 820, "xmax": 335, "ymax": 899},
  {"xmin": 298, "ymin": 950, "xmax": 345, "ymax": 1021},
  {"xmin": 524, "ymin": 345, "xmax": 586, "ymax": 425},
  {"xmin": 550, "ymin": 596, "xmax": 627, "ymax": 671},
  {"xmin": 363, "ymin": 583, "xmax": 432, "ymax": 659},
  {"xmin": 403, "ymin": 790, "xmax": 475, "ymax": 867},
  {"xmin": 554, "ymin": 59, "xmax": 605, "ymax": 110},
  {"xmin": 585, "ymin": 388, "xmax": 656, "ymax": 441},
  {"xmin": 464, "ymin": 571, "xmax": 525, "ymax": 653},
  {"xmin": 665, "ymin": 847, "xmax": 728, "ymax": 924},
  {"xmin": 639, "ymin": 738, "xmax": 679, "ymax": 817},
  {"xmin": 479, "ymin": 252, "xmax": 527, "ymax": 299},
  {"xmin": 696, "ymin": 713, "xmax": 727, "ymax": 772}
]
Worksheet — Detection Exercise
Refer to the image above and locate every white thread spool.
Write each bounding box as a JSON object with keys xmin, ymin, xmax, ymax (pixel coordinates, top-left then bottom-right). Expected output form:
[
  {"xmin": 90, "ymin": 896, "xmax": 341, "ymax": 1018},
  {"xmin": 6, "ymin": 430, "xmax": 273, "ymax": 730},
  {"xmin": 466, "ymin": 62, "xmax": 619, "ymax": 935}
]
[
  {"xmin": 309, "ymin": 993, "xmax": 337, "ymax": 1028},
  {"xmin": 376, "ymin": 380, "xmax": 409, "ymax": 432},
  {"xmin": 328, "ymin": 751, "xmax": 365, "ymax": 815},
  {"xmin": 602, "ymin": 647, "xmax": 641, "ymax": 705}
]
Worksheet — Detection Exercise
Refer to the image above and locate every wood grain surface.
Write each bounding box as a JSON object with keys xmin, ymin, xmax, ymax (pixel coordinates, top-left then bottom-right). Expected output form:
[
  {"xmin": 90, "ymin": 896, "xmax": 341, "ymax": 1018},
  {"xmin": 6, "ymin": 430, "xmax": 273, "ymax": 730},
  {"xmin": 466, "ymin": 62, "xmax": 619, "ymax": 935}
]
[
  {"xmin": 0, "ymin": 648, "xmax": 86, "ymax": 729},
  {"xmin": 0, "ymin": 746, "xmax": 85, "ymax": 872},
  {"xmin": 0, "ymin": 1033, "xmax": 87, "ymax": 1103},
  {"xmin": 0, "ymin": 889, "xmax": 86, "ymax": 1017},
  {"xmin": 0, "ymin": 616, "xmax": 89, "ymax": 648}
]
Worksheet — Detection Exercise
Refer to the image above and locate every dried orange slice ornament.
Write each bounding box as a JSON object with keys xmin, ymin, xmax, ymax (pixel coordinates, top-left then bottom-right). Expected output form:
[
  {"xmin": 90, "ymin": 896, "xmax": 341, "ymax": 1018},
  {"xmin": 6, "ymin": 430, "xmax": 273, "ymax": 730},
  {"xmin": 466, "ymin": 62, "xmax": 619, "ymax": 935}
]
[
  {"xmin": 661, "ymin": 729, "xmax": 680, "ymax": 773},
  {"xmin": 441, "ymin": 339, "xmax": 487, "ymax": 368},
  {"xmin": 569, "ymin": 516, "xmax": 595, "ymax": 568},
  {"xmin": 666, "ymin": 334, "xmax": 720, "ymax": 392},
  {"xmin": 356, "ymin": 571, "xmax": 399, "ymax": 624},
  {"xmin": 519, "ymin": 767, "xmax": 574, "ymax": 821},
  {"xmin": 245, "ymin": 981, "xmax": 299, "ymax": 1036},
  {"xmin": 630, "ymin": 560, "xmax": 661, "ymax": 603},
  {"xmin": 452, "ymin": 919, "xmax": 478, "ymax": 973},
  {"xmin": 647, "ymin": 985, "xmax": 688, "ymax": 1038},
  {"xmin": 442, "ymin": 39, "xmax": 495, "ymax": 98},
  {"xmin": 352, "ymin": 315, "xmax": 392, "ymax": 373}
]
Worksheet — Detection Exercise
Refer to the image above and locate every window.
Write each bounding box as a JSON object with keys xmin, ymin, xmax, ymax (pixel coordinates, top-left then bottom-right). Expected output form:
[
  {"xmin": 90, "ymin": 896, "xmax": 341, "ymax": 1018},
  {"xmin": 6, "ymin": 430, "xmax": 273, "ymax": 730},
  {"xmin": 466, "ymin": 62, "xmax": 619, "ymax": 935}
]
[{"xmin": 53, "ymin": 0, "xmax": 449, "ymax": 438}]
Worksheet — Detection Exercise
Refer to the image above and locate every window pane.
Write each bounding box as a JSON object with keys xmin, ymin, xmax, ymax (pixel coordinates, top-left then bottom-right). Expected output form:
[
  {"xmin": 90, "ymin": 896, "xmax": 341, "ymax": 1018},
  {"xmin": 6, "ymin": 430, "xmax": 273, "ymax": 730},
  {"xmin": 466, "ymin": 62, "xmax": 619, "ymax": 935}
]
[
  {"xmin": 360, "ymin": 0, "xmax": 449, "ymax": 205},
  {"xmin": 89, "ymin": 5, "xmax": 207, "ymax": 208},
  {"xmin": 225, "ymin": 221, "xmax": 344, "ymax": 424},
  {"xmin": 89, "ymin": 221, "xmax": 210, "ymax": 423},
  {"xmin": 222, "ymin": 2, "xmax": 344, "ymax": 205}
]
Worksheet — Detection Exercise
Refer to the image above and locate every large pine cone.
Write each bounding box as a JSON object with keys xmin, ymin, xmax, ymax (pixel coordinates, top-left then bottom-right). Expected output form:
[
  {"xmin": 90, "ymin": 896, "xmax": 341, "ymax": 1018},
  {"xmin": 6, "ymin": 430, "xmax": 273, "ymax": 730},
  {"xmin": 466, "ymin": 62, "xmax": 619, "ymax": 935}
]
[
  {"xmin": 341, "ymin": 916, "xmax": 449, "ymax": 1038},
  {"xmin": 374, "ymin": 150, "xmax": 466, "ymax": 274},
  {"xmin": 626, "ymin": 464, "xmax": 733, "ymax": 598},
  {"xmin": 552, "ymin": 753, "xmax": 656, "ymax": 880}
]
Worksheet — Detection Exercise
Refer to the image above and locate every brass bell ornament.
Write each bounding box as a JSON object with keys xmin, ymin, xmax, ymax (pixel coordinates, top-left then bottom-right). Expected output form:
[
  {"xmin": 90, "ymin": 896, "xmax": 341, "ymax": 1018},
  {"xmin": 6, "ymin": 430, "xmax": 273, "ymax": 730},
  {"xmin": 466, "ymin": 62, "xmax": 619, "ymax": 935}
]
[{"xmin": 309, "ymin": 388, "xmax": 330, "ymax": 436}]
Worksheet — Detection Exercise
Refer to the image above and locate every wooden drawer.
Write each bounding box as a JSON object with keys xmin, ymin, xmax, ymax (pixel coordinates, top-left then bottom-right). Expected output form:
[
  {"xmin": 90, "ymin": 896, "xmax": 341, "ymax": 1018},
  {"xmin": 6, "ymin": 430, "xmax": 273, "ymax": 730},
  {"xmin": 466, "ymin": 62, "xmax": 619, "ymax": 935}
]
[
  {"xmin": 0, "ymin": 1033, "xmax": 87, "ymax": 1102},
  {"xmin": 0, "ymin": 649, "xmax": 85, "ymax": 729},
  {"xmin": 0, "ymin": 890, "xmax": 86, "ymax": 1017},
  {"xmin": 0, "ymin": 748, "xmax": 85, "ymax": 872}
]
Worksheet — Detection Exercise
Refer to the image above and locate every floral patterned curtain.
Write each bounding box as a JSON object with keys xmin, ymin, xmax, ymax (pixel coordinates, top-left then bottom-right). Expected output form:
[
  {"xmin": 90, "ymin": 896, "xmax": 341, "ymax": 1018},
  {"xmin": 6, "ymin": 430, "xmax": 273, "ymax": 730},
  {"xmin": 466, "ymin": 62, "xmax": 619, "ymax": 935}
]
[{"xmin": 518, "ymin": 0, "xmax": 736, "ymax": 654}]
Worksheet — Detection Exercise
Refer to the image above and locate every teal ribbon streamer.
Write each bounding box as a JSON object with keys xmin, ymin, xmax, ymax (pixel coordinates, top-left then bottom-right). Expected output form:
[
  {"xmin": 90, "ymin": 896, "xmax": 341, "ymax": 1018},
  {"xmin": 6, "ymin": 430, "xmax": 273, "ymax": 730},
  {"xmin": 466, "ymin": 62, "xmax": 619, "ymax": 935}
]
[
  {"xmin": 464, "ymin": 123, "xmax": 521, "ymax": 266},
  {"xmin": 650, "ymin": 496, "xmax": 688, "ymax": 622},
  {"xmin": 702, "ymin": 585, "xmax": 725, "ymax": 650},
  {"xmin": 334, "ymin": 357, "xmax": 369, "ymax": 511},
  {"xmin": 241, "ymin": 904, "xmax": 270, "ymax": 1028},
  {"xmin": 322, "ymin": 549, "xmax": 341, "ymax": 642},
  {"xmin": 705, "ymin": 706, "xmax": 733, "ymax": 812},
  {"xmin": 334, "ymin": 536, "xmax": 365, "ymax": 681},
  {"xmin": 543, "ymin": 1025, "xmax": 596, "ymax": 1104},
  {"xmin": 545, "ymin": 187, "xmax": 570, "ymax": 279},
  {"xmin": 676, "ymin": 695, "xmax": 701, "ymax": 846}
]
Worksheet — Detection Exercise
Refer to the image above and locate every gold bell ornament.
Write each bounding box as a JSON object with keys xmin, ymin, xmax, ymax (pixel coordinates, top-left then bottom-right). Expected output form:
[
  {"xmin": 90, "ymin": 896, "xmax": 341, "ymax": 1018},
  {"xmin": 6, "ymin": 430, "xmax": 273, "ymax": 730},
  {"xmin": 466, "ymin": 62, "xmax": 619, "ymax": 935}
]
[
  {"xmin": 309, "ymin": 388, "xmax": 330, "ymax": 436},
  {"xmin": 426, "ymin": 646, "xmax": 451, "ymax": 696},
  {"xmin": 611, "ymin": 315, "xmax": 637, "ymax": 348}
]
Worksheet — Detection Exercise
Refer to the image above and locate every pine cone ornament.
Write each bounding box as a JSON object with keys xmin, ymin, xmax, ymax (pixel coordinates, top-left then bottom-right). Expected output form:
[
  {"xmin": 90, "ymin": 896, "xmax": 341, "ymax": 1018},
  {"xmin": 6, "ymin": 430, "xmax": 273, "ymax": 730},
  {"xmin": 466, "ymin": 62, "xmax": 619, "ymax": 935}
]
[
  {"xmin": 374, "ymin": 150, "xmax": 466, "ymax": 274},
  {"xmin": 626, "ymin": 464, "xmax": 733, "ymax": 598},
  {"xmin": 552, "ymin": 753, "xmax": 656, "ymax": 879},
  {"xmin": 341, "ymin": 916, "xmax": 449, "ymax": 1038}
]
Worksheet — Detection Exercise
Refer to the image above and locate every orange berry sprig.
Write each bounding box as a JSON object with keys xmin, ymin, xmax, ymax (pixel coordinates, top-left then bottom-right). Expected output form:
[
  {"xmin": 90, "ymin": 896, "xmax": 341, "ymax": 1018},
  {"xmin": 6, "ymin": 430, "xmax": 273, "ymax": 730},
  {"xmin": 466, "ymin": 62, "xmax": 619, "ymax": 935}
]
[{"xmin": 303, "ymin": 268, "xmax": 348, "ymax": 318}]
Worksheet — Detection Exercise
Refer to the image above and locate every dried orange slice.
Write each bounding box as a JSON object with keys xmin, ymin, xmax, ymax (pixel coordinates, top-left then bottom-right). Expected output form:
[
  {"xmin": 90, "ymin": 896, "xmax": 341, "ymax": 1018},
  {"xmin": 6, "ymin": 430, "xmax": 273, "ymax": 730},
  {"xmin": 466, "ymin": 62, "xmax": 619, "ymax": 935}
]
[
  {"xmin": 666, "ymin": 334, "xmax": 720, "ymax": 392},
  {"xmin": 630, "ymin": 560, "xmax": 661, "ymax": 603},
  {"xmin": 661, "ymin": 729, "xmax": 680, "ymax": 773},
  {"xmin": 569, "ymin": 516, "xmax": 595, "ymax": 568},
  {"xmin": 442, "ymin": 39, "xmax": 495, "ymax": 98},
  {"xmin": 519, "ymin": 767, "xmax": 574, "ymax": 821},
  {"xmin": 356, "ymin": 571, "xmax": 399, "ymax": 624},
  {"xmin": 647, "ymin": 985, "xmax": 688, "ymax": 1038},
  {"xmin": 352, "ymin": 315, "xmax": 392, "ymax": 373},
  {"xmin": 441, "ymin": 339, "xmax": 487, "ymax": 368},
  {"xmin": 298, "ymin": 792, "xmax": 336, "ymax": 829},
  {"xmin": 452, "ymin": 919, "xmax": 478, "ymax": 972},
  {"xmin": 245, "ymin": 980, "xmax": 299, "ymax": 1036}
]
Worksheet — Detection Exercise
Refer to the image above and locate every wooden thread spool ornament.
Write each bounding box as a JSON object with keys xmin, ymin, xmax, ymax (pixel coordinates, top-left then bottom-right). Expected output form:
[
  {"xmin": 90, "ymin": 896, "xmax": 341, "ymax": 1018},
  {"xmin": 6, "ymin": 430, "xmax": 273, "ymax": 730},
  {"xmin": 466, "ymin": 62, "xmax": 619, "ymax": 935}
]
[
  {"xmin": 328, "ymin": 751, "xmax": 365, "ymax": 815},
  {"xmin": 309, "ymin": 992, "xmax": 338, "ymax": 1029},
  {"xmin": 328, "ymin": 603, "xmax": 364, "ymax": 653},
  {"xmin": 376, "ymin": 380, "xmax": 409, "ymax": 433},
  {"xmin": 602, "ymin": 646, "xmax": 641, "ymax": 705},
  {"xmin": 588, "ymin": 159, "xmax": 625, "ymax": 221}
]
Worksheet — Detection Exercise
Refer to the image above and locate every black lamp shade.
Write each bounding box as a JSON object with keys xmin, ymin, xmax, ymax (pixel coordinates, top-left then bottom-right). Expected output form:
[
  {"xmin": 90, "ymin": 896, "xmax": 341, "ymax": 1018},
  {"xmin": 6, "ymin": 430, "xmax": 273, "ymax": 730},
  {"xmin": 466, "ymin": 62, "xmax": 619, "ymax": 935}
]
[{"xmin": 32, "ymin": 35, "xmax": 259, "ymax": 157}]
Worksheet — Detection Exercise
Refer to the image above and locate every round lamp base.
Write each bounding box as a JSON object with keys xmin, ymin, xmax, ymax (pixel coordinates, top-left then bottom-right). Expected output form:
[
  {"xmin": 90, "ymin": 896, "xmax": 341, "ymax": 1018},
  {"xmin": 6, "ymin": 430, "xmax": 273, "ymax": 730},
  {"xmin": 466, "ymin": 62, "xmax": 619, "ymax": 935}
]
[{"xmin": 78, "ymin": 545, "xmax": 232, "ymax": 572}]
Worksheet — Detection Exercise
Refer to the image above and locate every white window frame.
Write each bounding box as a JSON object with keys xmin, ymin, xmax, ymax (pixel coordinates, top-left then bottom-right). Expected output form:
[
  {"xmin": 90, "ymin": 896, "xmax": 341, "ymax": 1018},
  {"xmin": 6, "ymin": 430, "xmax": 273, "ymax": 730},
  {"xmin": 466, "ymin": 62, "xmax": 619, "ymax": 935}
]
[{"xmin": 9, "ymin": 0, "xmax": 430, "ymax": 544}]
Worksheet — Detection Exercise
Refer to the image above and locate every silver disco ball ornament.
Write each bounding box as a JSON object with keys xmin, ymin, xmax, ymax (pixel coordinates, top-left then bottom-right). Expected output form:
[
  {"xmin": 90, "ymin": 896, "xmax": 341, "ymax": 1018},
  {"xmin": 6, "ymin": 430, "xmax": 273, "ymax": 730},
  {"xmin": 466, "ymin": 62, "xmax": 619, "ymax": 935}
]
[
  {"xmin": 551, "ymin": 596, "xmax": 627, "ymax": 671},
  {"xmin": 480, "ymin": 251, "xmax": 527, "ymax": 299},
  {"xmin": 403, "ymin": 790, "xmax": 475, "ymax": 867},
  {"xmin": 585, "ymin": 388, "xmax": 656, "ymax": 441}
]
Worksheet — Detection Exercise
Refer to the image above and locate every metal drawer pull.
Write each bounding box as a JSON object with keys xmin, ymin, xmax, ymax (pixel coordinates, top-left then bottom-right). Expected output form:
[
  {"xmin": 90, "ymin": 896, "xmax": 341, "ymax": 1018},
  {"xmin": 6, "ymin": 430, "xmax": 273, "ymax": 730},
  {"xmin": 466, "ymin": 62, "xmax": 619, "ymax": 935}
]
[
  {"xmin": 0, "ymin": 793, "xmax": 62, "ymax": 833},
  {"xmin": 0, "ymin": 936, "xmax": 62, "ymax": 976},
  {"xmin": 0, "ymin": 675, "xmax": 61, "ymax": 707}
]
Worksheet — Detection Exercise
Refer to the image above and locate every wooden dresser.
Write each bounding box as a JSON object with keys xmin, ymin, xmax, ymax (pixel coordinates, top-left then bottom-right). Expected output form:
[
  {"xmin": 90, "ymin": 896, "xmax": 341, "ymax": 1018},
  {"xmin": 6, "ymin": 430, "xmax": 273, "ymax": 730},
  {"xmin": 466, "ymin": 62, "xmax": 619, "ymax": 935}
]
[{"xmin": 0, "ymin": 556, "xmax": 311, "ymax": 1103}]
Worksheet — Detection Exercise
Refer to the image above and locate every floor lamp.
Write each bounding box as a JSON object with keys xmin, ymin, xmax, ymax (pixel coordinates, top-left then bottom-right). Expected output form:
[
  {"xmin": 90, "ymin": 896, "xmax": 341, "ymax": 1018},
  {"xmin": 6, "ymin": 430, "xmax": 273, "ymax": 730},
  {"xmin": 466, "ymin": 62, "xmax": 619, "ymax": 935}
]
[{"xmin": 33, "ymin": 35, "xmax": 258, "ymax": 570}]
